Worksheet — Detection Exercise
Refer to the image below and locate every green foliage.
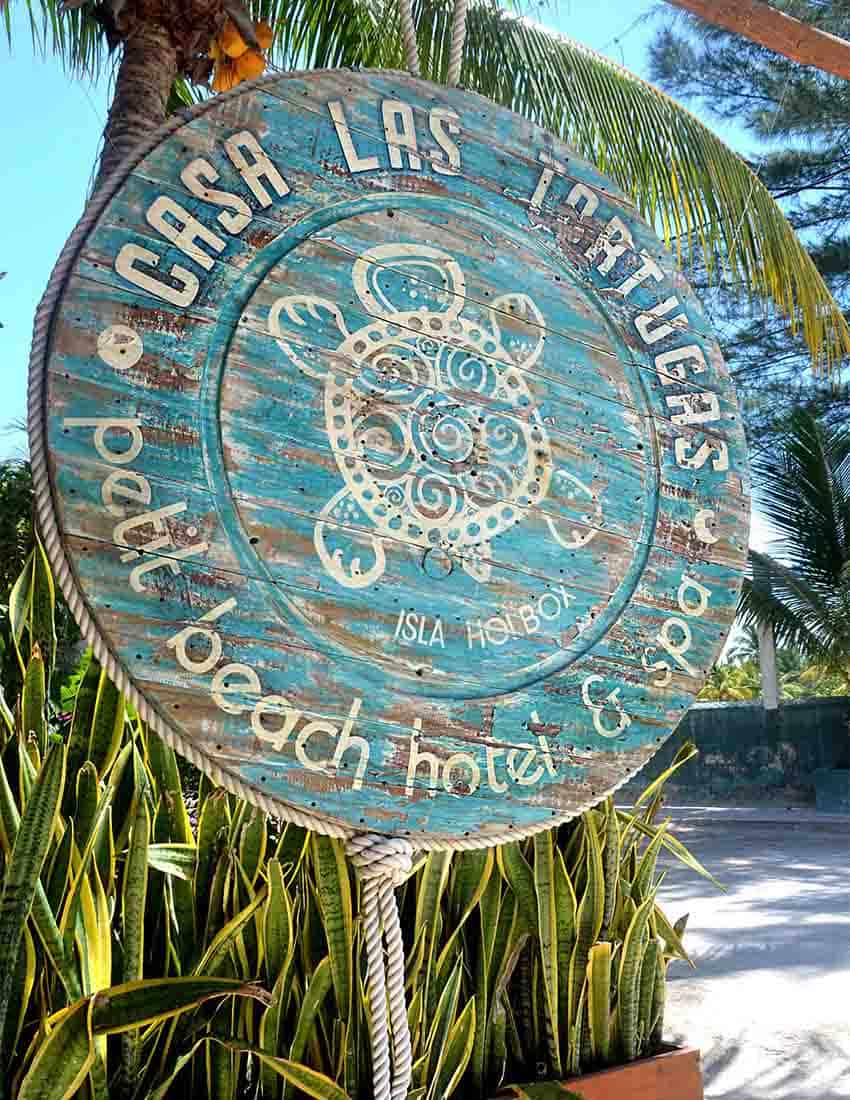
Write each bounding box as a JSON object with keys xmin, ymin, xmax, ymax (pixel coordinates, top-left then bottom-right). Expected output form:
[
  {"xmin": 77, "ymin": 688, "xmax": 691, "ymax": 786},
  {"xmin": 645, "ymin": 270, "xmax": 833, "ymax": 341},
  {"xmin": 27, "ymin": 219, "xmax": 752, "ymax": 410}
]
[
  {"xmin": 739, "ymin": 410, "xmax": 850, "ymax": 687},
  {"xmin": 649, "ymin": 1, "xmax": 850, "ymax": 450},
  {"xmin": 0, "ymin": 548, "xmax": 703, "ymax": 1097}
]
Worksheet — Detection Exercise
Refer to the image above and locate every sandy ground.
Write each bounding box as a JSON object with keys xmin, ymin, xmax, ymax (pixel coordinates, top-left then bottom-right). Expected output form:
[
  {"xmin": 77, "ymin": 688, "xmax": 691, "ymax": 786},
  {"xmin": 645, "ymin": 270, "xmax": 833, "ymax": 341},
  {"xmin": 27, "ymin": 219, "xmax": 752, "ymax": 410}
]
[{"xmin": 657, "ymin": 808, "xmax": 850, "ymax": 1100}]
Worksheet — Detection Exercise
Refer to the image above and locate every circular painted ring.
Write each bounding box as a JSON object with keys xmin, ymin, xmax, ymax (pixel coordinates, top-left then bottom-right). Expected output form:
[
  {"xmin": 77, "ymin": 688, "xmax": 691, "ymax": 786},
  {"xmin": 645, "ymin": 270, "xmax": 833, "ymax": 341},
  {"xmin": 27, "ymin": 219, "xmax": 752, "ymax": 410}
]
[{"xmin": 30, "ymin": 70, "xmax": 749, "ymax": 847}]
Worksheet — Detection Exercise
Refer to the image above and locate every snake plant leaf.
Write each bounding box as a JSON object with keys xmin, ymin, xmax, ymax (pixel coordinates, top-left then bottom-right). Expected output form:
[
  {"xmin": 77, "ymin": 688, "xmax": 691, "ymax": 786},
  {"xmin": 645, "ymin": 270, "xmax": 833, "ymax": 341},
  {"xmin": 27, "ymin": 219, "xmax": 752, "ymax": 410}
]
[
  {"xmin": 289, "ymin": 957, "xmax": 333, "ymax": 1065},
  {"xmin": 497, "ymin": 841, "xmax": 537, "ymax": 936},
  {"xmin": 631, "ymin": 741, "xmax": 698, "ymax": 820},
  {"xmin": 638, "ymin": 939, "xmax": 660, "ymax": 1049},
  {"xmin": 650, "ymin": 942, "xmax": 666, "ymax": 1047},
  {"xmin": 17, "ymin": 997, "xmax": 95, "ymax": 1100},
  {"xmin": 553, "ymin": 846, "xmax": 577, "ymax": 1061},
  {"xmin": 193, "ymin": 884, "xmax": 268, "ymax": 976},
  {"xmin": 147, "ymin": 843, "xmax": 197, "ymax": 881},
  {"xmin": 87, "ymin": 671, "xmax": 125, "ymax": 780},
  {"xmin": 22, "ymin": 646, "xmax": 46, "ymax": 758},
  {"xmin": 533, "ymin": 829, "xmax": 562, "ymax": 1077},
  {"xmin": 423, "ymin": 955, "xmax": 463, "ymax": 1093},
  {"xmin": 260, "ymin": 969, "xmax": 289, "ymax": 1098},
  {"xmin": 411, "ymin": 850, "xmax": 451, "ymax": 1014},
  {"xmin": 74, "ymin": 761, "xmax": 98, "ymax": 850},
  {"xmin": 601, "ymin": 801, "xmax": 619, "ymax": 937},
  {"xmin": 0, "ymin": 749, "xmax": 80, "ymax": 1003},
  {"xmin": 274, "ymin": 823, "xmax": 310, "ymax": 884},
  {"xmin": 0, "ymin": 739, "xmax": 65, "ymax": 1053},
  {"xmin": 0, "ymin": 686, "xmax": 14, "ymax": 742},
  {"xmin": 433, "ymin": 996, "xmax": 477, "ymax": 1100},
  {"xmin": 238, "ymin": 806, "xmax": 267, "ymax": 886},
  {"xmin": 631, "ymin": 822, "xmax": 670, "ymax": 904},
  {"xmin": 437, "ymin": 848, "xmax": 493, "ymax": 975},
  {"xmin": 8, "ymin": 541, "xmax": 56, "ymax": 681},
  {"xmin": 89, "ymin": 977, "xmax": 269, "ymax": 1033},
  {"xmin": 265, "ymin": 858, "xmax": 295, "ymax": 984},
  {"xmin": 120, "ymin": 799, "xmax": 149, "ymax": 1089},
  {"xmin": 616, "ymin": 893, "xmax": 657, "ymax": 1062},
  {"xmin": 652, "ymin": 902, "xmax": 694, "ymax": 968},
  {"xmin": 312, "ymin": 836, "xmax": 353, "ymax": 1023},
  {"xmin": 63, "ymin": 659, "xmax": 101, "ymax": 817},
  {"xmin": 195, "ymin": 787, "xmax": 230, "ymax": 905},
  {"xmin": 619, "ymin": 812, "xmax": 724, "ymax": 890},
  {"xmin": 568, "ymin": 813, "xmax": 604, "ymax": 1036},
  {"xmin": 586, "ymin": 941, "xmax": 611, "ymax": 1065},
  {"xmin": 2, "ymin": 925, "xmax": 35, "ymax": 1059},
  {"xmin": 223, "ymin": 1042, "xmax": 350, "ymax": 1100}
]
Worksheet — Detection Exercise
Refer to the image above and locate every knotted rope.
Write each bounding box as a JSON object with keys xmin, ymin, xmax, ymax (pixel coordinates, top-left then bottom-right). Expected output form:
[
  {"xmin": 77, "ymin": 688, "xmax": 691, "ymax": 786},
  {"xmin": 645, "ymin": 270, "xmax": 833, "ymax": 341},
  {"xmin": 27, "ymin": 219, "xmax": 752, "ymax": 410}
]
[{"xmin": 347, "ymin": 835, "xmax": 415, "ymax": 1100}]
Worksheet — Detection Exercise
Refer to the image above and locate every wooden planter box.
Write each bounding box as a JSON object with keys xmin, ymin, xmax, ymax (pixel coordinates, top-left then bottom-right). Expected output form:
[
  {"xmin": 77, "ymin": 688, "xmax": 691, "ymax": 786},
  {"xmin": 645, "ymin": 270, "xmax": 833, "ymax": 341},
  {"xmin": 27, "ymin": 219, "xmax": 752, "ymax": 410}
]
[{"xmin": 493, "ymin": 1047, "xmax": 703, "ymax": 1100}]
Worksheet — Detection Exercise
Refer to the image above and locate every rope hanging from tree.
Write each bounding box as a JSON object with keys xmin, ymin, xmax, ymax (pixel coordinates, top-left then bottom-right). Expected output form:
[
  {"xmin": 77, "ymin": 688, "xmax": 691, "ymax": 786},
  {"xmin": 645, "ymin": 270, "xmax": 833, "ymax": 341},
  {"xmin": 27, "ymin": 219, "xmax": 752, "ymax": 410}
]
[
  {"xmin": 398, "ymin": 0, "xmax": 421, "ymax": 76},
  {"xmin": 447, "ymin": 0, "xmax": 467, "ymax": 86}
]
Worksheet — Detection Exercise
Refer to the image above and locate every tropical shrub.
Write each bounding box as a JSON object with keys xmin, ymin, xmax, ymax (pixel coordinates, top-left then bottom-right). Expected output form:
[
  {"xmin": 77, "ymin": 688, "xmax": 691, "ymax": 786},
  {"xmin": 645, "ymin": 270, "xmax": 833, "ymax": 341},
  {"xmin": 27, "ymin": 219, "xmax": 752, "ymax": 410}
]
[{"xmin": 0, "ymin": 543, "xmax": 709, "ymax": 1098}]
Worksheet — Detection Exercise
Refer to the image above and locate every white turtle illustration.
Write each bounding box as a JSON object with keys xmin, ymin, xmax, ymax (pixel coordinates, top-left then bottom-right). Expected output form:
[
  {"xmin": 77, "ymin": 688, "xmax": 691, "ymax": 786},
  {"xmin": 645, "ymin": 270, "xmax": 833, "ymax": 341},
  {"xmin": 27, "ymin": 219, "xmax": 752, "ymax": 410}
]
[{"xmin": 268, "ymin": 243, "xmax": 596, "ymax": 588}]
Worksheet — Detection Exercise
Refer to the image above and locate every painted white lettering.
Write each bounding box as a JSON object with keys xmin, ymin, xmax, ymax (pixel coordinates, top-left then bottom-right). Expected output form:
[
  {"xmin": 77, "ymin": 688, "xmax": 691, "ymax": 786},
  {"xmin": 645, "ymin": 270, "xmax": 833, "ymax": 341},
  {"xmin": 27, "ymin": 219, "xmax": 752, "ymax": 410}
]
[
  {"xmin": 635, "ymin": 295, "xmax": 687, "ymax": 344},
  {"xmin": 443, "ymin": 752, "xmax": 480, "ymax": 794},
  {"xmin": 62, "ymin": 417, "xmax": 144, "ymax": 466},
  {"xmin": 101, "ymin": 469, "xmax": 152, "ymax": 515},
  {"xmin": 586, "ymin": 216, "xmax": 634, "ymax": 275},
  {"xmin": 530, "ymin": 151, "xmax": 566, "ymax": 210},
  {"xmin": 405, "ymin": 720, "xmax": 439, "ymax": 798},
  {"xmin": 581, "ymin": 675, "xmax": 631, "ymax": 738},
  {"xmin": 114, "ymin": 501, "xmax": 187, "ymax": 559},
  {"xmin": 211, "ymin": 662, "xmax": 261, "ymax": 715},
  {"xmin": 678, "ymin": 574, "xmax": 712, "ymax": 617},
  {"xmin": 167, "ymin": 597, "xmax": 236, "ymax": 676},
  {"xmin": 674, "ymin": 436, "xmax": 729, "ymax": 471},
  {"xmin": 485, "ymin": 747, "xmax": 508, "ymax": 794},
  {"xmin": 251, "ymin": 696, "xmax": 301, "ymax": 749},
  {"xmin": 295, "ymin": 719, "xmax": 333, "ymax": 774},
  {"xmin": 146, "ymin": 196, "xmax": 226, "ymax": 271},
  {"xmin": 507, "ymin": 746, "xmax": 545, "ymax": 786},
  {"xmin": 328, "ymin": 101, "xmax": 380, "ymax": 173},
  {"xmin": 430, "ymin": 107, "xmax": 461, "ymax": 175},
  {"xmin": 564, "ymin": 182, "xmax": 598, "ymax": 218},
  {"xmin": 656, "ymin": 617, "xmax": 698, "ymax": 677},
  {"xmin": 665, "ymin": 391, "xmax": 721, "ymax": 426},
  {"xmin": 223, "ymin": 130, "xmax": 290, "ymax": 206},
  {"xmin": 180, "ymin": 157, "xmax": 253, "ymax": 234},
  {"xmin": 331, "ymin": 699, "xmax": 369, "ymax": 791},
  {"xmin": 382, "ymin": 100, "xmax": 422, "ymax": 170},
  {"xmin": 655, "ymin": 344, "xmax": 706, "ymax": 383},
  {"xmin": 128, "ymin": 541, "xmax": 209, "ymax": 593},
  {"xmin": 115, "ymin": 243, "xmax": 199, "ymax": 308},
  {"xmin": 615, "ymin": 251, "xmax": 664, "ymax": 298}
]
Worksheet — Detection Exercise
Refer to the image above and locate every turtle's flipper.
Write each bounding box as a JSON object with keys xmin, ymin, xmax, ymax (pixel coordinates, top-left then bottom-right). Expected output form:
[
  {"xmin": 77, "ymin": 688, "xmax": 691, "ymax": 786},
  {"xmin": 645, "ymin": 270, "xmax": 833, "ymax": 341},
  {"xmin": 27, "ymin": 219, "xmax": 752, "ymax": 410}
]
[{"xmin": 314, "ymin": 487, "xmax": 387, "ymax": 589}]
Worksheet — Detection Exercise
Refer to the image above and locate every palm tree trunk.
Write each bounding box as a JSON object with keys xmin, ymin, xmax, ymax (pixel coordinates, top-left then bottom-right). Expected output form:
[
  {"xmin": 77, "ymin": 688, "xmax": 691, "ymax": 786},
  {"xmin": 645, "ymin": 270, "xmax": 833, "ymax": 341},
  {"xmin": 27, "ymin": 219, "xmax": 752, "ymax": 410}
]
[{"xmin": 94, "ymin": 21, "xmax": 178, "ymax": 194}]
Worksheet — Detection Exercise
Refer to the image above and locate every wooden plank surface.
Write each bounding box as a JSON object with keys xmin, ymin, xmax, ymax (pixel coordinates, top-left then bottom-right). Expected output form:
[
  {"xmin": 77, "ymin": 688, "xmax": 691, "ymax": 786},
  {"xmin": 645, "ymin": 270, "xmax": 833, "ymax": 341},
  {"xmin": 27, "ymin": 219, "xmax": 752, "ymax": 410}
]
[{"xmin": 37, "ymin": 71, "xmax": 749, "ymax": 842}]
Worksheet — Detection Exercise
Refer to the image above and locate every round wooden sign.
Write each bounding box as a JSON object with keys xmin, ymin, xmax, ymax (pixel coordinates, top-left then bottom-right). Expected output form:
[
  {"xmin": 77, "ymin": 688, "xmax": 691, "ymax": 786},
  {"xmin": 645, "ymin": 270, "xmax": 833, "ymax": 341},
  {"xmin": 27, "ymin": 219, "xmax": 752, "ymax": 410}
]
[{"xmin": 31, "ymin": 70, "xmax": 749, "ymax": 846}]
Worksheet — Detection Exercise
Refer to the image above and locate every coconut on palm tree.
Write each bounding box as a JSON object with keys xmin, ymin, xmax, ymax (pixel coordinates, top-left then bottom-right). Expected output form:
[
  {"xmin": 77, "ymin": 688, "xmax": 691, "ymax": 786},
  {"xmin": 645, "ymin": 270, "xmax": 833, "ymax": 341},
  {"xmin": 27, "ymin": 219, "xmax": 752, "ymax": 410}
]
[
  {"xmin": 739, "ymin": 409, "xmax": 850, "ymax": 690},
  {"xmin": 7, "ymin": 0, "xmax": 850, "ymax": 372}
]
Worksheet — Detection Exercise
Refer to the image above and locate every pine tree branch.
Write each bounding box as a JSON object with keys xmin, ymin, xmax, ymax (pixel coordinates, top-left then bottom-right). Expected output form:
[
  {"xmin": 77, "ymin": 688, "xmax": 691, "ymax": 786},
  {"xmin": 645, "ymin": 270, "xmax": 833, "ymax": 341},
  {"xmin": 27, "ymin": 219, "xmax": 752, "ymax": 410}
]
[{"xmin": 666, "ymin": 0, "xmax": 850, "ymax": 81}]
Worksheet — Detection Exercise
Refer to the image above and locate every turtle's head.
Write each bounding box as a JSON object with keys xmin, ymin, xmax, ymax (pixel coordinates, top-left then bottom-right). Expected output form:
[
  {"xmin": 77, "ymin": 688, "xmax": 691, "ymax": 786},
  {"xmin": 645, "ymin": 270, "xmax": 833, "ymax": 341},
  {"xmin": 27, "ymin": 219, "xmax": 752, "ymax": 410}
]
[{"xmin": 352, "ymin": 244, "xmax": 465, "ymax": 321}]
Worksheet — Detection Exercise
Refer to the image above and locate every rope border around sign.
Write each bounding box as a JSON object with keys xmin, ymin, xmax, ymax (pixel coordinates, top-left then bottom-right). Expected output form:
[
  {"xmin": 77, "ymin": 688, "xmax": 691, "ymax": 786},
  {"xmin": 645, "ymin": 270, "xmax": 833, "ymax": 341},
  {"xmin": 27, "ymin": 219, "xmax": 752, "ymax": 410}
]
[{"xmin": 28, "ymin": 68, "xmax": 656, "ymax": 854}]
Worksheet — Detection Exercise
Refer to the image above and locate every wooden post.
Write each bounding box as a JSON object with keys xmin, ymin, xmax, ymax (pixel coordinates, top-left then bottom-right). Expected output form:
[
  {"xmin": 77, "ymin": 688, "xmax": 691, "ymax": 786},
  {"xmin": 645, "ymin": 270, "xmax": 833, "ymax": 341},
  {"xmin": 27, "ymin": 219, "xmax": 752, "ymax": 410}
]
[{"xmin": 757, "ymin": 622, "xmax": 779, "ymax": 711}]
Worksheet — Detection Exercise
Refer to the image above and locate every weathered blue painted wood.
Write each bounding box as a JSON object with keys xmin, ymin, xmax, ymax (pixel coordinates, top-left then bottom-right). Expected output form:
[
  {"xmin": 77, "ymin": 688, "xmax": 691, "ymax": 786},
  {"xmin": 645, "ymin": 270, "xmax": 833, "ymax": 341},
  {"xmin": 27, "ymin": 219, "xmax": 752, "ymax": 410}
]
[{"xmin": 36, "ymin": 70, "xmax": 749, "ymax": 843}]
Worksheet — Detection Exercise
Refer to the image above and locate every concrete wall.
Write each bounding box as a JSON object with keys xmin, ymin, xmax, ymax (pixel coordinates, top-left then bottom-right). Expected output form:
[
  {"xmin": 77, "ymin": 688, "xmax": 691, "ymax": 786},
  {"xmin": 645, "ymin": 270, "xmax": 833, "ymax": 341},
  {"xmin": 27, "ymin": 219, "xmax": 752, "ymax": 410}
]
[{"xmin": 623, "ymin": 697, "xmax": 850, "ymax": 805}]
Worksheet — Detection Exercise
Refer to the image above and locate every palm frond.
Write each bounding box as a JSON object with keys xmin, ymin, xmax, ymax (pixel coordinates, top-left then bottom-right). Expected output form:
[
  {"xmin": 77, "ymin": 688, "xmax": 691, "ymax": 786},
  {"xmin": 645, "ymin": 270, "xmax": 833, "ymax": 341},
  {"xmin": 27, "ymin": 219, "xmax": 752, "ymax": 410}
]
[{"xmin": 753, "ymin": 410, "xmax": 850, "ymax": 588}]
